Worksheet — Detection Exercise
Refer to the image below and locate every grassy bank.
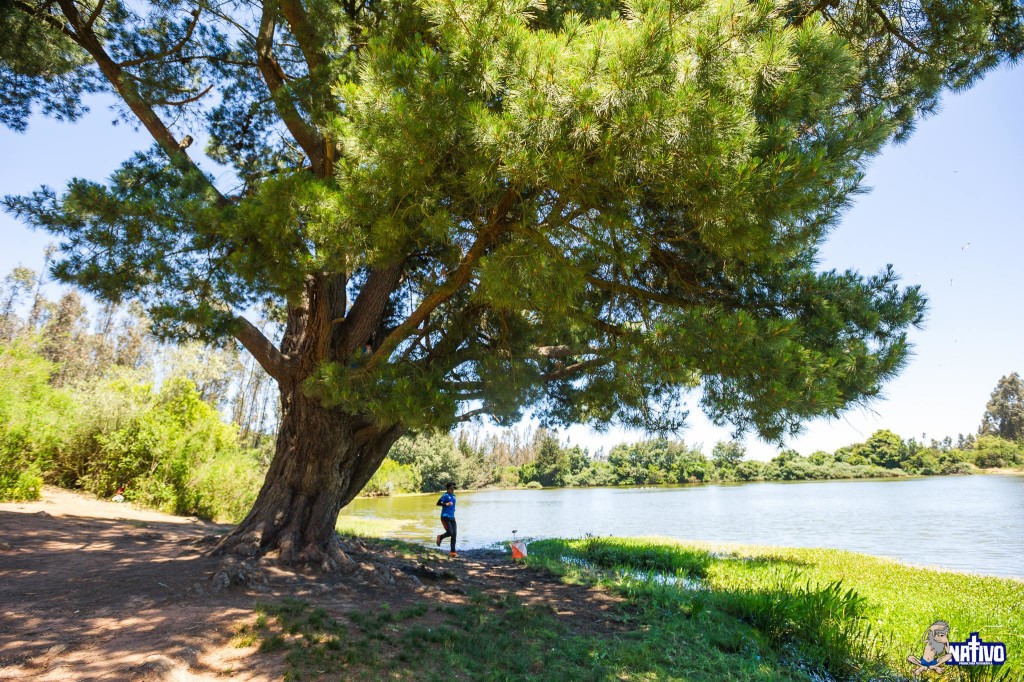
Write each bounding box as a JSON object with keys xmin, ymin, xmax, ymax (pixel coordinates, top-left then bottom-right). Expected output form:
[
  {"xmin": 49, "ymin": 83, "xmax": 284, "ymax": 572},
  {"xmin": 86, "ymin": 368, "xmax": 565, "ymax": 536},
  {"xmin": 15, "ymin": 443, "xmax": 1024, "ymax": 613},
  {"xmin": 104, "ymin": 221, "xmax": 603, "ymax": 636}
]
[
  {"xmin": 242, "ymin": 534, "xmax": 1021, "ymax": 681},
  {"xmin": 525, "ymin": 537, "xmax": 1023, "ymax": 681}
]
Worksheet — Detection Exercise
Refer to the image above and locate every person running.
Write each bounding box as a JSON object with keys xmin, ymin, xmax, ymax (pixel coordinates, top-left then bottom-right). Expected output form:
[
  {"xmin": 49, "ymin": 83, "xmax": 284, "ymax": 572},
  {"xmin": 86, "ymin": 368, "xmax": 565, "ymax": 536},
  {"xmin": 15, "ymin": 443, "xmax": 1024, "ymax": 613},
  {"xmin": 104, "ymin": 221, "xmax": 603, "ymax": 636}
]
[{"xmin": 435, "ymin": 482, "xmax": 458, "ymax": 557}]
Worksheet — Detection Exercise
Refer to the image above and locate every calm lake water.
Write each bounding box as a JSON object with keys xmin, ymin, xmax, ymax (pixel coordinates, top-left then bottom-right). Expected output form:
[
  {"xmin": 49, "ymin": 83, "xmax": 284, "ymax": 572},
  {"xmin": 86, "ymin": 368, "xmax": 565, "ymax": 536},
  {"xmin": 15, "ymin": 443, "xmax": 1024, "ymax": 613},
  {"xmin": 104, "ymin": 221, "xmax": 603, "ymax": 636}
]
[{"xmin": 344, "ymin": 475, "xmax": 1024, "ymax": 578}]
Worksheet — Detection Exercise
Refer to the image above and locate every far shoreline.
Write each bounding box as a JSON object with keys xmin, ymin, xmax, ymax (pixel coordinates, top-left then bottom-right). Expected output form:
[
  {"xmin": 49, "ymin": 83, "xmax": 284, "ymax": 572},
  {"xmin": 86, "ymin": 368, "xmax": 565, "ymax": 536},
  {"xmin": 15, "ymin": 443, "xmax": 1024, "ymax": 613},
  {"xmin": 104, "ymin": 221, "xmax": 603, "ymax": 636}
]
[{"xmin": 355, "ymin": 466, "xmax": 1024, "ymax": 498}]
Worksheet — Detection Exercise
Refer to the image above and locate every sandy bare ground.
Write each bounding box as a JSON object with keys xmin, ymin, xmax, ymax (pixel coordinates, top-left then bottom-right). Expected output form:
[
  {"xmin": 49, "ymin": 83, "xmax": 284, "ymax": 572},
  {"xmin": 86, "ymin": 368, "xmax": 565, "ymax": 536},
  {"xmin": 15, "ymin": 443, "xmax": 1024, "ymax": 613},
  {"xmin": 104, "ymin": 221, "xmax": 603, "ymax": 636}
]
[
  {"xmin": 0, "ymin": 487, "xmax": 281, "ymax": 681},
  {"xmin": 0, "ymin": 487, "xmax": 623, "ymax": 680}
]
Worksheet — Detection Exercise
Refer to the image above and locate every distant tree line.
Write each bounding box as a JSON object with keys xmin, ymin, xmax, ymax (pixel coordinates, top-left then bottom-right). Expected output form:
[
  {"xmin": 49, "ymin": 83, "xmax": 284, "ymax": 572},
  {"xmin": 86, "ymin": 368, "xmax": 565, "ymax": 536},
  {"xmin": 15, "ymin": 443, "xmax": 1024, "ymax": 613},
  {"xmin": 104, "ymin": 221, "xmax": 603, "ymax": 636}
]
[
  {"xmin": 364, "ymin": 423, "xmax": 1021, "ymax": 495},
  {"xmin": 365, "ymin": 375, "xmax": 1024, "ymax": 493}
]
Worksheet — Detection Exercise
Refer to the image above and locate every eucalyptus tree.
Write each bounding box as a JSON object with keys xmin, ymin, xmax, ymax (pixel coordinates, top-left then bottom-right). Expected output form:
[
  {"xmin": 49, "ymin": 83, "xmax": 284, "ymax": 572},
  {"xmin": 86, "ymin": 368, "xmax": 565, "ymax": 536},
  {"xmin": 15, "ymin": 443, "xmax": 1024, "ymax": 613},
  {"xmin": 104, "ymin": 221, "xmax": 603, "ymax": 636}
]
[
  {"xmin": 980, "ymin": 372, "xmax": 1024, "ymax": 442},
  {"xmin": 3, "ymin": 0, "xmax": 1021, "ymax": 567}
]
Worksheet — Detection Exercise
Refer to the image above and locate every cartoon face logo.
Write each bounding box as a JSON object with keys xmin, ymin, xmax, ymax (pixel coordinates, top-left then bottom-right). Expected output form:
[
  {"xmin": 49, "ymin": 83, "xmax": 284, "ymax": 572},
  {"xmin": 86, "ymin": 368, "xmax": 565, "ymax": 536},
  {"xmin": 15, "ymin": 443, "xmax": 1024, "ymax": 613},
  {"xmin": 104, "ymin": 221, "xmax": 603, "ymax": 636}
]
[{"xmin": 907, "ymin": 620, "xmax": 953, "ymax": 677}]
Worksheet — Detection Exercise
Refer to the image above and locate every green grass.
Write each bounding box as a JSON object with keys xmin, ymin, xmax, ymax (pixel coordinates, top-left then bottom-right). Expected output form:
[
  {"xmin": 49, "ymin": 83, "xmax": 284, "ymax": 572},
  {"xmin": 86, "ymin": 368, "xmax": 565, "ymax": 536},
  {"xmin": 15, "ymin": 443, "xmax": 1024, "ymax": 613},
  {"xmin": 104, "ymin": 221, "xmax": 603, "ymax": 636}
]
[
  {"xmin": 526, "ymin": 536, "xmax": 1024, "ymax": 682},
  {"xmin": 246, "ymin": 588, "xmax": 817, "ymax": 681},
  {"xmin": 242, "ymin": 535, "xmax": 1022, "ymax": 681},
  {"xmin": 334, "ymin": 514, "xmax": 418, "ymax": 537}
]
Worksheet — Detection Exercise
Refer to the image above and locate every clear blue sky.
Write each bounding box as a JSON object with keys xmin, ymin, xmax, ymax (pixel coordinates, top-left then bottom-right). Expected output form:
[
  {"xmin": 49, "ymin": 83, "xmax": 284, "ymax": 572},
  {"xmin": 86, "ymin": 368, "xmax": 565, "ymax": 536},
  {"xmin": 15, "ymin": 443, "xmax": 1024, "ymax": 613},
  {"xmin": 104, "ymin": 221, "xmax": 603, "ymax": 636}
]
[{"xmin": 2, "ymin": 66, "xmax": 1022, "ymax": 459}]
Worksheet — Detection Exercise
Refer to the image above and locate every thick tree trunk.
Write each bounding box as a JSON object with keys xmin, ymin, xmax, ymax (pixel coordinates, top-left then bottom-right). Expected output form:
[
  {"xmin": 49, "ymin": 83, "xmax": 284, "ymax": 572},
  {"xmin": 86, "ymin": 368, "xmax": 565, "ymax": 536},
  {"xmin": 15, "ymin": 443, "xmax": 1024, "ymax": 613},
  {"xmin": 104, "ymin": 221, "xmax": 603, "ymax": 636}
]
[{"xmin": 214, "ymin": 384, "xmax": 402, "ymax": 570}]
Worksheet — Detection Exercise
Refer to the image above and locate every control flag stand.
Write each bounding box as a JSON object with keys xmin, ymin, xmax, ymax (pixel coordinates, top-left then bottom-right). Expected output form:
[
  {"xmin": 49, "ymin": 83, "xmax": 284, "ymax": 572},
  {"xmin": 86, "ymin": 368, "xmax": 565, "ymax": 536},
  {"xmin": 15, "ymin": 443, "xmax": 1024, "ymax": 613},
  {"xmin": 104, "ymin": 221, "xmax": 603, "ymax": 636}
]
[{"xmin": 509, "ymin": 530, "xmax": 528, "ymax": 560}]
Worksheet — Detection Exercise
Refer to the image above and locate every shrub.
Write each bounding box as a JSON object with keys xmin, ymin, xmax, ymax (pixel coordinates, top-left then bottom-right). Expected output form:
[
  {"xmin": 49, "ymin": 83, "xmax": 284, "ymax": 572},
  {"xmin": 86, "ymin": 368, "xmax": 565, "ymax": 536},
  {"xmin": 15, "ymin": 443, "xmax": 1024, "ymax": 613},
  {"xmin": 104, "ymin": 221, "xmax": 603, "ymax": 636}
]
[
  {"xmin": 568, "ymin": 460, "xmax": 616, "ymax": 487},
  {"xmin": 73, "ymin": 377, "xmax": 242, "ymax": 515},
  {"xmin": 941, "ymin": 460, "xmax": 974, "ymax": 475},
  {"xmin": 364, "ymin": 458, "xmax": 422, "ymax": 496},
  {"xmin": 391, "ymin": 432, "xmax": 475, "ymax": 491},
  {"xmin": 972, "ymin": 436, "xmax": 1022, "ymax": 468},
  {"xmin": 183, "ymin": 446, "xmax": 265, "ymax": 522},
  {"xmin": 0, "ymin": 458, "xmax": 43, "ymax": 501},
  {"xmin": 734, "ymin": 459, "xmax": 765, "ymax": 481},
  {"xmin": 495, "ymin": 465, "xmax": 521, "ymax": 487},
  {"xmin": 0, "ymin": 344, "xmax": 266, "ymax": 520},
  {"xmin": 0, "ymin": 344, "xmax": 68, "ymax": 501}
]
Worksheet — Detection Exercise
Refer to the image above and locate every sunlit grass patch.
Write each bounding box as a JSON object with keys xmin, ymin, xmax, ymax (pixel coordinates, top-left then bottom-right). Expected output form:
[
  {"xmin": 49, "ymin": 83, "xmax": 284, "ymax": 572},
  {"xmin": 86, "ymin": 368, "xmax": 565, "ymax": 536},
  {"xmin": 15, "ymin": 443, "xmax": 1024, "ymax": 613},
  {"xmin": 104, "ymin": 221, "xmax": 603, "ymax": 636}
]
[
  {"xmin": 334, "ymin": 514, "xmax": 416, "ymax": 537},
  {"xmin": 526, "ymin": 536, "xmax": 1024, "ymax": 681},
  {"xmin": 231, "ymin": 612, "xmax": 270, "ymax": 648},
  {"xmin": 567, "ymin": 535, "xmax": 714, "ymax": 578}
]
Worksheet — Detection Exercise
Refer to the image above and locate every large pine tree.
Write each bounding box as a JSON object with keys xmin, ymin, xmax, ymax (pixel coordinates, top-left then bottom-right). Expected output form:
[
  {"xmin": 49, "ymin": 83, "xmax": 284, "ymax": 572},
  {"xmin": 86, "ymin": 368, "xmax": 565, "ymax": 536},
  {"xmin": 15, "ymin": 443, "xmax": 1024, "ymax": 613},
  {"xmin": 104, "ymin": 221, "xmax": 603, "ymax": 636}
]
[{"xmin": 2, "ymin": 0, "xmax": 1021, "ymax": 567}]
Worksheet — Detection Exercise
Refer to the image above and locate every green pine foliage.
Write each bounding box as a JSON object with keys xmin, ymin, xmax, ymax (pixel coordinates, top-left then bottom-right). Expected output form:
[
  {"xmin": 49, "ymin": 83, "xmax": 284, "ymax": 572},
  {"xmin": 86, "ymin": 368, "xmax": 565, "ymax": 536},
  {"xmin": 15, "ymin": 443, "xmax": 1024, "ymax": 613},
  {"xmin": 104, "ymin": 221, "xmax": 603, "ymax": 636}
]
[{"xmin": 4, "ymin": 0, "xmax": 1021, "ymax": 457}]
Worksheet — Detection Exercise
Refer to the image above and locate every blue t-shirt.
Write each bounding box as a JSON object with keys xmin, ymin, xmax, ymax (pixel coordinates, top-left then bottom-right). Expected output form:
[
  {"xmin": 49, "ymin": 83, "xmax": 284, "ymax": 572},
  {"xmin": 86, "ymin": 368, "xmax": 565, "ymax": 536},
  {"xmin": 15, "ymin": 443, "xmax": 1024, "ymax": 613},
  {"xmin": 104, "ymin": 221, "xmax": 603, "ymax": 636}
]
[{"xmin": 438, "ymin": 492, "xmax": 456, "ymax": 518}]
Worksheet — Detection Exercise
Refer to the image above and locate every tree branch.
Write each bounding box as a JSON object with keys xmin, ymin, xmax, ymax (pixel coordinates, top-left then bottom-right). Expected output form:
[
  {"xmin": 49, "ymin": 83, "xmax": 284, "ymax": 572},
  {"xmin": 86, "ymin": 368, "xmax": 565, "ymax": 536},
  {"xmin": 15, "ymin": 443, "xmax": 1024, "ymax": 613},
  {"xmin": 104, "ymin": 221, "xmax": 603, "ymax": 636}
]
[
  {"xmin": 84, "ymin": 0, "xmax": 107, "ymax": 28},
  {"xmin": 790, "ymin": 0, "xmax": 833, "ymax": 27},
  {"xmin": 585, "ymin": 274, "xmax": 697, "ymax": 309},
  {"xmin": 864, "ymin": 0, "xmax": 925, "ymax": 54},
  {"xmin": 336, "ymin": 263, "xmax": 404, "ymax": 355},
  {"xmin": 148, "ymin": 83, "xmax": 215, "ymax": 107},
  {"xmin": 366, "ymin": 189, "xmax": 521, "ymax": 369},
  {"xmin": 233, "ymin": 315, "xmax": 295, "ymax": 382},
  {"xmin": 536, "ymin": 345, "xmax": 604, "ymax": 359},
  {"xmin": 587, "ymin": 317, "xmax": 626, "ymax": 337},
  {"xmin": 256, "ymin": 0, "xmax": 327, "ymax": 174},
  {"xmin": 116, "ymin": 7, "xmax": 202, "ymax": 68},
  {"xmin": 542, "ymin": 357, "xmax": 611, "ymax": 382},
  {"xmin": 278, "ymin": 0, "xmax": 327, "ymax": 73},
  {"xmin": 536, "ymin": 345, "xmax": 574, "ymax": 358},
  {"xmin": 455, "ymin": 407, "xmax": 487, "ymax": 422},
  {"xmin": 12, "ymin": 0, "xmax": 79, "ymax": 42},
  {"xmin": 53, "ymin": 0, "xmax": 229, "ymax": 206}
]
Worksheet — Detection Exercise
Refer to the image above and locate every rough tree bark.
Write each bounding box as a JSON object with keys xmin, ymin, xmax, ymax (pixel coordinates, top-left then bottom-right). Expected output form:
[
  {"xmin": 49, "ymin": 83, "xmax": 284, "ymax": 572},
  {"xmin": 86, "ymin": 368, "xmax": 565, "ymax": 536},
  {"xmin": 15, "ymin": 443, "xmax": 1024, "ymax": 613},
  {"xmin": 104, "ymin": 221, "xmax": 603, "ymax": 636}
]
[
  {"xmin": 214, "ymin": 385, "xmax": 403, "ymax": 570},
  {"xmin": 214, "ymin": 274, "xmax": 406, "ymax": 570}
]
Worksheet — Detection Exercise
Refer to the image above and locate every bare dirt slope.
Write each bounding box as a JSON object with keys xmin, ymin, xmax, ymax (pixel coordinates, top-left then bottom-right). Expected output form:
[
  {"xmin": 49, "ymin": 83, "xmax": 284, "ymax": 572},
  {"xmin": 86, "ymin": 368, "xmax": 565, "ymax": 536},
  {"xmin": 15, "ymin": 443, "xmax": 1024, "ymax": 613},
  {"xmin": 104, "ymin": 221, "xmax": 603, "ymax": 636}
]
[{"xmin": 0, "ymin": 487, "xmax": 622, "ymax": 680}]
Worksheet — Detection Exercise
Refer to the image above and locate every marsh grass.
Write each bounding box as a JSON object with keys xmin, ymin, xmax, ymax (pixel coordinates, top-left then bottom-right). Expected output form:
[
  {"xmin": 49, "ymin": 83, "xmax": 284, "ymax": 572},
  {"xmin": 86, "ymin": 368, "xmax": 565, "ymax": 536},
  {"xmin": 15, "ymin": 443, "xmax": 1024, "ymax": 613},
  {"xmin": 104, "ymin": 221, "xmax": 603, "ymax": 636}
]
[
  {"xmin": 526, "ymin": 537, "xmax": 1024, "ymax": 681},
  {"xmin": 716, "ymin": 573, "xmax": 888, "ymax": 679}
]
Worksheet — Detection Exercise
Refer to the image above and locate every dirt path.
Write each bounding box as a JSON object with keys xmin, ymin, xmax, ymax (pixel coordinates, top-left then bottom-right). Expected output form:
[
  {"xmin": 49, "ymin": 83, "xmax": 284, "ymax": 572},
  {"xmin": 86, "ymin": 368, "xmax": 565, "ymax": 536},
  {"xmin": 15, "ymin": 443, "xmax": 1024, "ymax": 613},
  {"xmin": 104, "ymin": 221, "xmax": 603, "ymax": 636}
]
[{"xmin": 0, "ymin": 487, "xmax": 622, "ymax": 680}]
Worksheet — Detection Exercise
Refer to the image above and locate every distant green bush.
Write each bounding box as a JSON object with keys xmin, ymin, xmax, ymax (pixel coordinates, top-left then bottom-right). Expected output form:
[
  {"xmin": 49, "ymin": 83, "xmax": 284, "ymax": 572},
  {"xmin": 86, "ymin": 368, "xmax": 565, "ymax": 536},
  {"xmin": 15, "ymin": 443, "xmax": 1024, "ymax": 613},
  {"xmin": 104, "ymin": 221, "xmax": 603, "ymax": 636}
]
[
  {"xmin": 760, "ymin": 452, "xmax": 906, "ymax": 481},
  {"xmin": 972, "ymin": 435, "xmax": 1022, "ymax": 468},
  {"xmin": 941, "ymin": 460, "xmax": 974, "ymax": 475},
  {"xmin": 525, "ymin": 480, "xmax": 543, "ymax": 489},
  {"xmin": 495, "ymin": 465, "xmax": 521, "ymax": 487},
  {"xmin": 363, "ymin": 457, "xmax": 422, "ymax": 495},
  {"xmin": 390, "ymin": 432, "xmax": 476, "ymax": 491},
  {"xmin": 566, "ymin": 459, "xmax": 616, "ymax": 487}
]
